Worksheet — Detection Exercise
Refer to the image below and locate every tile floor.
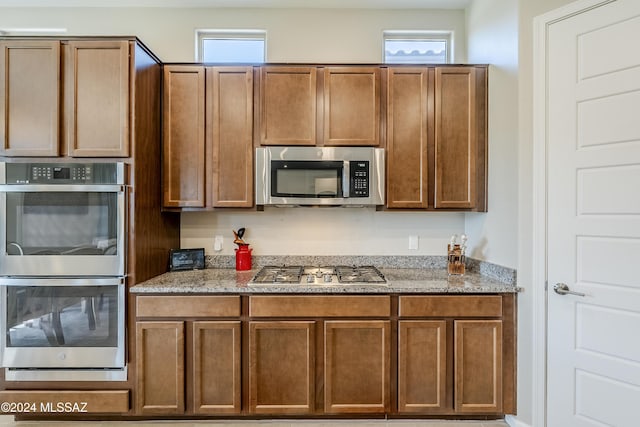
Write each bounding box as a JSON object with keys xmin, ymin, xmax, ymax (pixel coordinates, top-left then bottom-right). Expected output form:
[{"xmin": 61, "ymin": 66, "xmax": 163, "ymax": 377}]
[{"xmin": 0, "ymin": 416, "xmax": 508, "ymax": 427}]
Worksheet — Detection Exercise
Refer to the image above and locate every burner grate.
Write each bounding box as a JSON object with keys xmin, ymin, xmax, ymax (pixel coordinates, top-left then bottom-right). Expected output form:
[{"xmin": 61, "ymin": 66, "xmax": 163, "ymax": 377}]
[
  {"xmin": 335, "ymin": 265, "xmax": 386, "ymax": 283},
  {"xmin": 251, "ymin": 265, "xmax": 303, "ymax": 284}
]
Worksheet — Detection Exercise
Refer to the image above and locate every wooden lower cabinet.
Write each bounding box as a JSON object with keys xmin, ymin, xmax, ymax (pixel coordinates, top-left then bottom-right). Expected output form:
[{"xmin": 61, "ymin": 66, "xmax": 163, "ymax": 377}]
[
  {"xmin": 193, "ymin": 321, "xmax": 242, "ymax": 414},
  {"xmin": 397, "ymin": 295, "xmax": 515, "ymax": 416},
  {"xmin": 136, "ymin": 321, "xmax": 184, "ymax": 414},
  {"xmin": 397, "ymin": 320, "xmax": 448, "ymax": 413},
  {"xmin": 135, "ymin": 320, "xmax": 241, "ymax": 415},
  {"xmin": 454, "ymin": 320, "xmax": 503, "ymax": 413},
  {"xmin": 249, "ymin": 321, "xmax": 315, "ymax": 414},
  {"xmin": 133, "ymin": 294, "xmax": 514, "ymax": 418},
  {"xmin": 324, "ymin": 320, "xmax": 390, "ymax": 413}
]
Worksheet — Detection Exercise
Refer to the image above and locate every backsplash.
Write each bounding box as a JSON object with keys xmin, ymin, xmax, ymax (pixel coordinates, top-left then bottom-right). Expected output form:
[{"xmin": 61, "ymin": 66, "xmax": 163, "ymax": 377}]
[{"xmin": 181, "ymin": 209, "xmax": 466, "ymax": 256}]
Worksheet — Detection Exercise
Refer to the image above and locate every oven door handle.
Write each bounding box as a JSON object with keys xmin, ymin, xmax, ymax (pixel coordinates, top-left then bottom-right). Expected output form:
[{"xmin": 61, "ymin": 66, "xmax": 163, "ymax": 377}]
[
  {"xmin": 0, "ymin": 277, "xmax": 125, "ymax": 286},
  {"xmin": 0, "ymin": 184, "xmax": 125, "ymax": 192}
]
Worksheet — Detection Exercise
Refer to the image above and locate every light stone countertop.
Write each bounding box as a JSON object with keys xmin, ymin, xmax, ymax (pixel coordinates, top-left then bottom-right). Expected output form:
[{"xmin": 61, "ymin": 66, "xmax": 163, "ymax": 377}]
[{"xmin": 130, "ymin": 268, "xmax": 521, "ymax": 294}]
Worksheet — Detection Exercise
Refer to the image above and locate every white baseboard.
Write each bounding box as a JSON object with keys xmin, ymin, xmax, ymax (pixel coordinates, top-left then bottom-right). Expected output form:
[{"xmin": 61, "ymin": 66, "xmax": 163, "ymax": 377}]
[{"xmin": 506, "ymin": 415, "xmax": 533, "ymax": 427}]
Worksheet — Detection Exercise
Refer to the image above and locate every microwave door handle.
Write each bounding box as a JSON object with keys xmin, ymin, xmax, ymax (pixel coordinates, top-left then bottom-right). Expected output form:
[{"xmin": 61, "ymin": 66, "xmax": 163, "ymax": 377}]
[{"xmin": 342, "ymin": 161, "xmax": 350, "ymax": 198}]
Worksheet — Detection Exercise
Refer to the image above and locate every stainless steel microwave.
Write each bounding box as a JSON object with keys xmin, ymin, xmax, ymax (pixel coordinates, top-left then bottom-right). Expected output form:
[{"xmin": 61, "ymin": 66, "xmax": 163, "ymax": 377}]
[{"xmin": 256, "ymin": 147, "xmax": 385, "ymax": 207}]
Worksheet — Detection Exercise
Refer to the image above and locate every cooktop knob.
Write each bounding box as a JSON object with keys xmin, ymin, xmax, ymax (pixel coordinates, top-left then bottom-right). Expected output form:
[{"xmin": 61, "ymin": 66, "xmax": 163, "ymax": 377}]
[
  {"xmin": 323, "ymin": 274, "xmax": 332, "ymax": 283},
  {"xmin": 306, "ymin": 274, "xmax": 315, "ymax": 283}
]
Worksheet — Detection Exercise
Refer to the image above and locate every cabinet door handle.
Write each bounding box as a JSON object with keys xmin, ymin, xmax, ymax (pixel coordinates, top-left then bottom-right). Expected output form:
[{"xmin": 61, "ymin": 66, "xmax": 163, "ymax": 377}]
[{"xmin": 553, "ymin": 283, "xmax": 585, "ymax": 297}]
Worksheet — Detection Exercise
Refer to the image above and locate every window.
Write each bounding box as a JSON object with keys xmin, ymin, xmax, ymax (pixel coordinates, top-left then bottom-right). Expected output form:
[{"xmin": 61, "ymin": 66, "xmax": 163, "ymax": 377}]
[
  {"xmin": 196, "ymin": 30, "xmax": 266, "ymax": 63},
  {"xmin": 383, "ymin": 31, "xmax": 452, "ymax": 64}
]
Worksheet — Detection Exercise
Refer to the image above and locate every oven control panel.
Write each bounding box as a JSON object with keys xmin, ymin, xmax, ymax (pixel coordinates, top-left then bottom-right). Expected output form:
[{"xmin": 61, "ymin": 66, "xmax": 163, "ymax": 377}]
[
  {"xmin": 349, "ymin": 160, "xmax": 369, "ymax": 197},
  {"xmin": 31, "ymin": 166, "xmax": 92, "ymax": 182},
  {"xmin": 3, "ymin": 162, "xmax": 124, "ymax": 185}
]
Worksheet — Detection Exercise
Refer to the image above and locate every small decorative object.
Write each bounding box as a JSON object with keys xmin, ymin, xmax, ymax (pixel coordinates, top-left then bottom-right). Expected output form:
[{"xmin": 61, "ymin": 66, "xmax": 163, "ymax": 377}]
[
  {"xmin": 233, "ymin": 227, "xmax": 252, "ymax": 271},
  {"xmin": 447, "ymin": 233, "xmax": 466, "ymax": 276},
  {"xmin": 169, "ymin": 248, "xmax": 205, "ymax": 271}
]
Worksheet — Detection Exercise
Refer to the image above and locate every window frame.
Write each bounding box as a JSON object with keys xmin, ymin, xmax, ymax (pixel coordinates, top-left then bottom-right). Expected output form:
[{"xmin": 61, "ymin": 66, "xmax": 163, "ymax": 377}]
[
  {"xmin": 195, "ymin": 29, "xmax": 266, "ymax": 63},
  {"xmin": 383, "ymin": 30, "xmax": 454, "ymax": 64}
]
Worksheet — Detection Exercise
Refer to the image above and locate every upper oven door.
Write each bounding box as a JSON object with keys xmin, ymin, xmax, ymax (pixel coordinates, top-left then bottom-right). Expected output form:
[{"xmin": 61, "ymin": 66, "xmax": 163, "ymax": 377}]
[{"xmin": 0, "ymin": 163, "xmax": 126, "ymax": 277}]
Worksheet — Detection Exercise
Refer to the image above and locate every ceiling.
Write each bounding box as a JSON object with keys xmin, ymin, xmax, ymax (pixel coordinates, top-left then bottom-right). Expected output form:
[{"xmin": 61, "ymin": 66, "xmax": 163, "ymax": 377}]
[{"xmin": 0, "ymin": 0, "xmax": 472, "ymax": 9}]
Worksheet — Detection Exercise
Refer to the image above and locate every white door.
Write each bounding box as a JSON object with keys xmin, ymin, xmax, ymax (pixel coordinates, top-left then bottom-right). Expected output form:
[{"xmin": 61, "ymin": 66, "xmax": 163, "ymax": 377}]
[{"xmin": 547, "ymin": 0, "xmax": 640, "ymax": 426}]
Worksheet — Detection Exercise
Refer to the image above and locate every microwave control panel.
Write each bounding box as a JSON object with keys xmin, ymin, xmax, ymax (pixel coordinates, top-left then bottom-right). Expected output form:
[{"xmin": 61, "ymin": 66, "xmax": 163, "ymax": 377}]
[{"xmin": 349, "ymin": 161, "xmax": 370, "ymax": 197}]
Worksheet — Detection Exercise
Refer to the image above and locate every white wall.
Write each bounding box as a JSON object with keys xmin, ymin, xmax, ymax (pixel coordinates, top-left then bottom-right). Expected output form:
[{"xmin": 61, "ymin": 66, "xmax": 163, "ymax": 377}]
[
  {"xmin": 465, "ymin": 0, "xmax": 519, "ymax": 270},
  {"xmin": 183, "ymin": 209, "xmax": 464, "ymax": 256},
  {"xmin": 0, "ymin": 7, "xmax": 467, "ymax": 63}
]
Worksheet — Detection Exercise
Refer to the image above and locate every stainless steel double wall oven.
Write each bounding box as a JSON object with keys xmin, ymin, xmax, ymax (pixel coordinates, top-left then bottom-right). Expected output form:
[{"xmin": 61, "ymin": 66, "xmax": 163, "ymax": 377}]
[{"xmin": 0, "ymin": 162, "xmax": 127, "ymax": 381}]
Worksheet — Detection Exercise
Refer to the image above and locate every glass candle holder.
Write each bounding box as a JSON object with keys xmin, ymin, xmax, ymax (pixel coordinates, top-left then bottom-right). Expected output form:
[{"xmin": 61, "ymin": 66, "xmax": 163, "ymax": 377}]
[{"xmin": 447, "ymin": 244, "xmax": 465, "ymax": 276}]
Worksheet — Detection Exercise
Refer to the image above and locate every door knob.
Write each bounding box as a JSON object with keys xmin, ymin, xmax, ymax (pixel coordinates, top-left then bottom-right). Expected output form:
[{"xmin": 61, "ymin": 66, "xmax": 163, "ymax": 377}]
[{"xmin": 553, "ymin": 283, "xmax": 585, "ymax": 297}]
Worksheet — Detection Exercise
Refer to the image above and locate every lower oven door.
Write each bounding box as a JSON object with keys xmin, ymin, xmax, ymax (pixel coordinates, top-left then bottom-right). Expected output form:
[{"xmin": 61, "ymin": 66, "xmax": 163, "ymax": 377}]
[{"xmin": 0, "ymin": 277, "xmax": 125, "ymax": 369}]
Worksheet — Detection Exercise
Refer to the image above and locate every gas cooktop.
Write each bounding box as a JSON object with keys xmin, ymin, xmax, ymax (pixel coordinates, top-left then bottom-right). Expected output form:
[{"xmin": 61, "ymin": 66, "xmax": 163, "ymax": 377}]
[{"xmin": 251, "ymin": 265, "xmax": 387, "ymax": 285}]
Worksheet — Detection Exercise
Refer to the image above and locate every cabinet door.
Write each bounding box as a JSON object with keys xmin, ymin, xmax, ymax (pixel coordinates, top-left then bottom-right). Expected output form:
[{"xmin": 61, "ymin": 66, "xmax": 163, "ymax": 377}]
[
  {"xmin": 324, "ymin": 320, "xmax": 390, "ymax": 413},
  {"xmin": 386, "ymin": 68, "xmax": 429, "ymax": 208},
  {"xmin": 249, "ymin": 321, "xmax": 315, "ymax": 414},
  {"xmin": 398, "ymin": 320, "xmax": 448, "ymax": 413},
  {"xmin": 65, "ymin": 41, "xmax": 130, "ymax": 157},
  {"xmin": 260, "ymin": 67, "xmax": 317, "ymax": 146},
  {"xmin": 434, "ymin": 67, "xmax": 477, "ymax": 209},
  {"xmin": 207, "ymin": 67, "xmax": 253, "ymax": 207},
  {"xmin": 323, "ymin": 67, "xmax": 380, "ymax": 146},
  {"xmin": 136, "ymin": 321, "xmax": 185, "ymax": 414},
  {"xmin": 454, "ymin": 320, "xmax": 503, "ymax": 413},
  {"xmin": 162, "ymin": 65, "xmax": 206, "ymax": 207},
  {"xmin": 0, "ymin": 41, "xmax": 60, "ymax": 156},
  {"xmin": 192, "ymin": 321, "xmax": 241, "ymax": 414}
]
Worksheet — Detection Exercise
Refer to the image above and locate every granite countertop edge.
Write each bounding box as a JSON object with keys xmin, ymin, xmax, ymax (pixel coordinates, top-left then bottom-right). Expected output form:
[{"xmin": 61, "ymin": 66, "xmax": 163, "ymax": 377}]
[{"xmin": 131, "ymin": 267, "xmax": 522, "ymax": 295}]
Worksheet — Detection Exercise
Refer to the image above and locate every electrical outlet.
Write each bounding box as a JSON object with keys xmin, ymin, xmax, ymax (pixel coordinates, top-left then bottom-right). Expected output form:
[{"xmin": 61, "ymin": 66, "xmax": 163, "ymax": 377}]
[
  {"xmin": 408, "ymin": 235, "xmax": 419, "ymax": 250},
  {"xmin": 214, "ymin": 235, "xmax": 223, "ymax": 252}
]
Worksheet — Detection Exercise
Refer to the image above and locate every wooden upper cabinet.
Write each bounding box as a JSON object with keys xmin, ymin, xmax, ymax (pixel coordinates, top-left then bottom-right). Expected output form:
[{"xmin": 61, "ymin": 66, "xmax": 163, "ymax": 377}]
[
  {"xmin": 65, "ymin": 40, "xmax": 130, "ymax": 157},
  {"xmin": 260, "ymin": 66, "xmax": 317, "ymax": 146},
  {"xmin": 454, "ymin": 320, "xmax": 503, "ymax": 413},
  {"xmin": 386, "ymin": 67, "xmax": 429, "ymax": 208},
  {"xmin": 434, "ymin": 67, "xmax": 478, "ymax": 209},
  {"xmin": 162, "ymin": 65, "xmax": 206, "ymax": 208},
  {"xmin": 324, "ymin": 320, "xmax": 390, "ymax": 413},
  {"xmin": 136, "ymin": 321, "xmax": 185, "ymax": 415},
  {"xmin": 207, "ymin": 67, "xmax": 254, "ymax": 207},
  {"xmin": 323, "ymin": 67, "xmax": 380, "ymax": 146},
  {"xmin": 0, "ymin": 41, "xmax": 60, "ymax": 156}
]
